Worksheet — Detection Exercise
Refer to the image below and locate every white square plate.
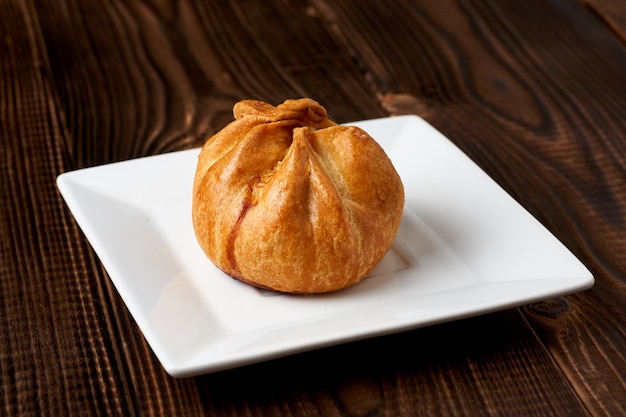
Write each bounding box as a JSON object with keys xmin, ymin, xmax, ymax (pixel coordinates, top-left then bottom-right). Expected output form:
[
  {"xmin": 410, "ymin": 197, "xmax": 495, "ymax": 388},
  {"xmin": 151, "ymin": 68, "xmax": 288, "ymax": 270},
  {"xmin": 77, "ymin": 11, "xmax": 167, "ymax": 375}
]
[{"xmin": 57, "ymin": 115, "xmax": 593, "ymax": 377}]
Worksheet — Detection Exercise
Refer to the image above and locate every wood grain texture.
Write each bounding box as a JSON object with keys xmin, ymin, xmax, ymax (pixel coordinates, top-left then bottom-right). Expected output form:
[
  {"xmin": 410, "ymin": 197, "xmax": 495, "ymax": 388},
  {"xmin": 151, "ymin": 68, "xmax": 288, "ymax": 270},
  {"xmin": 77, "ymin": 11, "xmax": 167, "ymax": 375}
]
[
  {"xmin": 316, "ymin": 1, "xmax": 626, "ymax": 414},
  {"xmin": 581, "ymin": 0, "xmax": 626, "ymax": 42},
  {"xmin": 2, "ymin": 0, "xmax": 626, "ymax": 415},
  {"xmin": 36, "ymin": 0, "xmax": 385, "ymax": 169},
  {"xmin": 0, "ymin": 1, "xmax": 129, "ymax": 415}
]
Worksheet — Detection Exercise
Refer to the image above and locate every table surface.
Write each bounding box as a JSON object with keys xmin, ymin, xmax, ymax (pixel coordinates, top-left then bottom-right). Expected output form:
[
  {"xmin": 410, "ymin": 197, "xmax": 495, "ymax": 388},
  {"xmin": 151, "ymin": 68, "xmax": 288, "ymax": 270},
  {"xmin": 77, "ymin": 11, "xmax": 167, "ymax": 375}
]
[{"xmin": 2, "ymin": 0, "xmax": 626, "ymax": 415}]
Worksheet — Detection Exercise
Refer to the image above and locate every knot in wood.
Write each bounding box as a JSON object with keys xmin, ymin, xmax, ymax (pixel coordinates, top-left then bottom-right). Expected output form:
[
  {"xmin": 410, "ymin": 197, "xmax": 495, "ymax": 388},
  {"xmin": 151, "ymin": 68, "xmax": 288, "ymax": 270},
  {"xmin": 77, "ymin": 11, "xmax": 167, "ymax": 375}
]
[{"xmin": 527, "ymin": 297, "xmax": 571, "ymax": 318}]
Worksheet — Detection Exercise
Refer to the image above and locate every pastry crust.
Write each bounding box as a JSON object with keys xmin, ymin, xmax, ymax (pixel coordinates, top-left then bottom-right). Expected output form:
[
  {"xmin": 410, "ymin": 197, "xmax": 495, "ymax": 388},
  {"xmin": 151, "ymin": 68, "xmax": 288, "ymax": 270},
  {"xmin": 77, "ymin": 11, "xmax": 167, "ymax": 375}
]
[{"xmin": 192, "ymin": 98, "xmax": 404, "ymax": 293}]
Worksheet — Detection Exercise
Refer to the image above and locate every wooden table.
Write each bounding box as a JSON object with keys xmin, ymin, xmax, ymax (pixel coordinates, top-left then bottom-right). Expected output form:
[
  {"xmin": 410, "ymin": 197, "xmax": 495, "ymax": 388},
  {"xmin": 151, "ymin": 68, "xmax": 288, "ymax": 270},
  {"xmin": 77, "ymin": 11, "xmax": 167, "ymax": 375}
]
[{"xmin": 2, "ymin": 0, "xmax": 625, "ymax": 415}]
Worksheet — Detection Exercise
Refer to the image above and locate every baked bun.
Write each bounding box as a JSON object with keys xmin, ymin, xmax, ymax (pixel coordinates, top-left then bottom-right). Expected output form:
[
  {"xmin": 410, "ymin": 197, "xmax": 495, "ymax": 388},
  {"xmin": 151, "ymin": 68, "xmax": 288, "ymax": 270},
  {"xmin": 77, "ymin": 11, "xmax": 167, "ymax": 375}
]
[{"xmin": 192, "ymin": 98, "xmax": 404, "ymax": 293}]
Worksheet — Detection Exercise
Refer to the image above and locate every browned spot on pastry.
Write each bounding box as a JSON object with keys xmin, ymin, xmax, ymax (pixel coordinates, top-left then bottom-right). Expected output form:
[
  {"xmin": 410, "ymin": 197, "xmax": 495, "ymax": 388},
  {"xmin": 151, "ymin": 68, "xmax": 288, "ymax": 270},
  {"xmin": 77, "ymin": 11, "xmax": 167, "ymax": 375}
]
[{"xmin": 225, "ymin": 201, "xmax": 251, "ymax": 275}]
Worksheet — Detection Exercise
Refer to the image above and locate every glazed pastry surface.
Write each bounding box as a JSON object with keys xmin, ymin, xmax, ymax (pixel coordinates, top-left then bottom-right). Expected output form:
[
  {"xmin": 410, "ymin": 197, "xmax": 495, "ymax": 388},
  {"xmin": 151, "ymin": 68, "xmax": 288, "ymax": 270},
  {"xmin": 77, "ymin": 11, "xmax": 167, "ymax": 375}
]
[{"xmin": 192, "ymin": 98, "xmax": 404, "ymax": 293}]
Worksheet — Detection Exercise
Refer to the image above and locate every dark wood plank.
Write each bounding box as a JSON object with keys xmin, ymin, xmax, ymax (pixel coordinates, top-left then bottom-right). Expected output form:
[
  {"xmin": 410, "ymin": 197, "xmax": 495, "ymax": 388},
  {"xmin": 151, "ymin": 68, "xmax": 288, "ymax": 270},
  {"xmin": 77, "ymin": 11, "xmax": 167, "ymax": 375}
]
[
  {"xmin": 36, "ymin": 0, "xmax": 386, "ymax": 169},
  {"xmin": 2, "ymin": 0, "xmax": 626, "ymax": 416},
  {"xmin": 581, "ymin": 0, "xmax": 626, "ymax": 42},
  {"xmin": 0, "ymin": 1, "xmax": 134, "ymax": 415},
  {"xmin": 313, "ymin": 0, "xmax": 626, "ymax": 415},
  {"xmin": 1, "ymin": 0, "xmax": 385, "ymax": 415}
]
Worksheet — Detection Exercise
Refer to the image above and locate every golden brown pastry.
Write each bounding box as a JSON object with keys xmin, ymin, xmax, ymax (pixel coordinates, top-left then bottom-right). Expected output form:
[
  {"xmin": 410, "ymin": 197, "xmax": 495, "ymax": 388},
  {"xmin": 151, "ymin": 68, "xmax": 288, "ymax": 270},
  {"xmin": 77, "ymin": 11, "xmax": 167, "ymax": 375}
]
[{"xmin": 192, "ymin": 98, "xmax": 404, "ymax": 294}]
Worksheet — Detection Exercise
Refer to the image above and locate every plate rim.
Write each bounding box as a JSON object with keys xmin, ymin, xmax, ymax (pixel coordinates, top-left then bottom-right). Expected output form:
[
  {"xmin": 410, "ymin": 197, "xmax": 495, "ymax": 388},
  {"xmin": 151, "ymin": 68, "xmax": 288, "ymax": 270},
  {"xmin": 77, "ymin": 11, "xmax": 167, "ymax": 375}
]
[{"xmin": 57, "ymin": 114, "xmax": 594, "ymax": 377}]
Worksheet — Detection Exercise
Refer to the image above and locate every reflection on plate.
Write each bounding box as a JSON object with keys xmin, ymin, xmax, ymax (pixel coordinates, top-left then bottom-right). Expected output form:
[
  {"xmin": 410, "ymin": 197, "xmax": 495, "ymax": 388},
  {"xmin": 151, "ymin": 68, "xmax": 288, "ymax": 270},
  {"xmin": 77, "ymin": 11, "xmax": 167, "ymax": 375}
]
[{"xmin": 57, "ymin": 115, "xmax": 593, "ymax": 377}]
